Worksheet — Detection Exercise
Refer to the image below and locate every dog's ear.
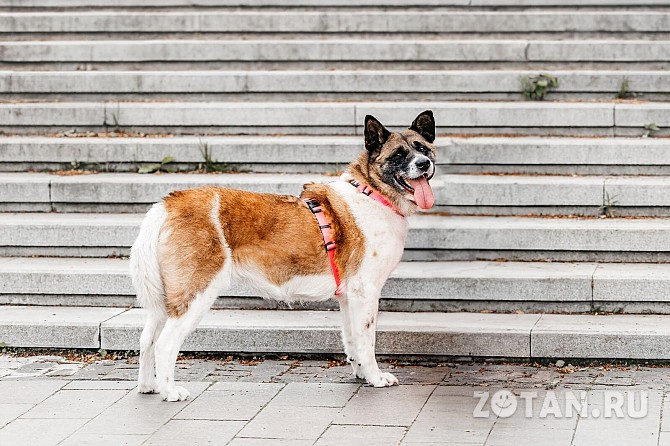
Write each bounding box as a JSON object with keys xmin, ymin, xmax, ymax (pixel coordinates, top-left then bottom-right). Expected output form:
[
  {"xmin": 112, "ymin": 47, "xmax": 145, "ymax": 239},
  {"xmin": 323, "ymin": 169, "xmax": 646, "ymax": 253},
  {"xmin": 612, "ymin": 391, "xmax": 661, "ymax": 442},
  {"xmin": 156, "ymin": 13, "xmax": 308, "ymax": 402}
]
[
  {"xmin": 364, "ymin": 114, "xmax": 390, "ymax": 158},
  {"xmin": 410, "ymin": 110, "xmax": 435, "ymax": 143}
]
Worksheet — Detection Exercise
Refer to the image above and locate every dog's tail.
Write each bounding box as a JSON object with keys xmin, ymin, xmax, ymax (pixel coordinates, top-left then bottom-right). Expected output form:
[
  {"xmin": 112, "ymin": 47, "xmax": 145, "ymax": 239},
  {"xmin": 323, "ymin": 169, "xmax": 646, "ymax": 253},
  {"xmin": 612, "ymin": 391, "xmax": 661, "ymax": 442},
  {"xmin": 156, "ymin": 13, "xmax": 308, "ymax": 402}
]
[{"xmin": 129, "ymin": 202, "xmax": 168, "ymax": 318}]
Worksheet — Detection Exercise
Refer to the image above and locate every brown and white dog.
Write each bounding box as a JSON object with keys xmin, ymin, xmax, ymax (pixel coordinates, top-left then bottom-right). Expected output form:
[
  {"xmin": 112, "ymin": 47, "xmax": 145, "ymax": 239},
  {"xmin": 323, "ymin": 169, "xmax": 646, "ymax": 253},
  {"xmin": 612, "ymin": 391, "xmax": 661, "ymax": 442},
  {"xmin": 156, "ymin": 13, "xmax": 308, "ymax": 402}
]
[{"xmin": 129, "ymin": 110, "xmax": 437, "ymax": 401}]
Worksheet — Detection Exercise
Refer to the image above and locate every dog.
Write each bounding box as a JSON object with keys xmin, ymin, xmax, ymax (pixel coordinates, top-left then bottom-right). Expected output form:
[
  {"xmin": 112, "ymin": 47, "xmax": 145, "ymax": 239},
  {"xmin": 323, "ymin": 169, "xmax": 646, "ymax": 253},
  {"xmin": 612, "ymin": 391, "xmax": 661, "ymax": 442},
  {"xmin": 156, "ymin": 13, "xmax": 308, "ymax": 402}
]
[{"xmin": 129, "ymin": 110, "xmax": 437, "ymax": 401}]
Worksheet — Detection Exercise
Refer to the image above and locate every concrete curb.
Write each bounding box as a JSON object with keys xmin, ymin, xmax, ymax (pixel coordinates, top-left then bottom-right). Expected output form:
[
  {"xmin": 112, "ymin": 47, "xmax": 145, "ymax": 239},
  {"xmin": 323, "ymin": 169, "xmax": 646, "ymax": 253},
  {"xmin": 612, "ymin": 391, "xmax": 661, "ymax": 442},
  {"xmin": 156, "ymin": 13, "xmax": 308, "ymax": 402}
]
[
  {"xmin": 3, "ymin": 305, "xmax": 670, "ymax": 359},
  {"xmin": 0, "ymin": 306, "xmax": 125, "ymax": 348}
]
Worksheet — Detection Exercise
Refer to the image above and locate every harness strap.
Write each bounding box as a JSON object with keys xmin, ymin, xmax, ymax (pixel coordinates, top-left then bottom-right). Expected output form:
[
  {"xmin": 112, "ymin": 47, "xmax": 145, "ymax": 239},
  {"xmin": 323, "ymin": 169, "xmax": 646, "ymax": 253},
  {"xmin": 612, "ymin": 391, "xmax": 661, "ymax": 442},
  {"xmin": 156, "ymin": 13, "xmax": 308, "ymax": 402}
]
[
  {"xmin": 348, "ymin": 179, "xmax": 404, "ymax": 216},
  {"xmin": 303, "ymin": 198, "xmax": 343, "ymax": 296}
]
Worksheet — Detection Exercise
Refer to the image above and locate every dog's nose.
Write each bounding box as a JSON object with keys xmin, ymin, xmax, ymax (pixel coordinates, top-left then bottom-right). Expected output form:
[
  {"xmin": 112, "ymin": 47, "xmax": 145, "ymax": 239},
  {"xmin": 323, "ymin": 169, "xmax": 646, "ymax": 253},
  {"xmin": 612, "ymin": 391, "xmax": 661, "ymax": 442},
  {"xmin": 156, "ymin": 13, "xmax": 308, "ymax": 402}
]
[{"xmin": 416, "ymin": 158, "xmax": 431, "ymax": 172}]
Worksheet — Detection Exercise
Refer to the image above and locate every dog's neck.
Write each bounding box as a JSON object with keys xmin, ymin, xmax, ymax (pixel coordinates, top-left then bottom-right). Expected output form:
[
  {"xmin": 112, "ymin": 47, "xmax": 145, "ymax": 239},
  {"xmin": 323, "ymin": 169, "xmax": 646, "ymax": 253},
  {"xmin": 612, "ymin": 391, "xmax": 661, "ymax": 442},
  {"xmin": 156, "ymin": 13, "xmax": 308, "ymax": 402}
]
[{"xmin": 344, "ymin": 152, "xmax": 415, "ymax": 217}]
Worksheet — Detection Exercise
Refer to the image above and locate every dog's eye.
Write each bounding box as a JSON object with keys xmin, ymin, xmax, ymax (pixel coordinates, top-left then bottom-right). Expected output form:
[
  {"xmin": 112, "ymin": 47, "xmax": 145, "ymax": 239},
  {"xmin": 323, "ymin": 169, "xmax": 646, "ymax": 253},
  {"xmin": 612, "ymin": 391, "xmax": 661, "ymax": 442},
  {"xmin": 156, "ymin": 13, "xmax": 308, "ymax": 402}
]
[
  {"xmin": 413, "ymin": 141, "xmax": 430, "ymax": 154},
  {"xmin": 391, "ymin": 149, "xmax": 405, "ymax": 161}
]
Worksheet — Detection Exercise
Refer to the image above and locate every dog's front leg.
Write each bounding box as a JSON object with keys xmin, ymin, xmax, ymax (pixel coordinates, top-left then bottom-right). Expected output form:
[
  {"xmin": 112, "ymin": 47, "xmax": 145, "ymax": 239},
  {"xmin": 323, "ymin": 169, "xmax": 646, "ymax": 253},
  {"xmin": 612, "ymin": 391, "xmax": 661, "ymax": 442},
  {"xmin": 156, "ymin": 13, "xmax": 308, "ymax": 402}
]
[
  {"xmin": 345, "ymin": 285, "xmax": 398, "ymax": 387},
  {"xmin": 338, "ymin": 297, "xmax": 364, "ymax": 379}
]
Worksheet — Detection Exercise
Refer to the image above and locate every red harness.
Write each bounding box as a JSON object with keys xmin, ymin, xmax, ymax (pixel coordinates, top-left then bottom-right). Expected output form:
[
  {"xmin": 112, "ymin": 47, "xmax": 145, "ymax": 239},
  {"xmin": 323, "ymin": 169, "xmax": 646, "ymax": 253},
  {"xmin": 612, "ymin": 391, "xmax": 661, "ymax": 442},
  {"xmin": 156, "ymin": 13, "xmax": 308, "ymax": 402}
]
[{"xmin": 303, "ymin": 179, "xmax": 403, "ymax": 296}]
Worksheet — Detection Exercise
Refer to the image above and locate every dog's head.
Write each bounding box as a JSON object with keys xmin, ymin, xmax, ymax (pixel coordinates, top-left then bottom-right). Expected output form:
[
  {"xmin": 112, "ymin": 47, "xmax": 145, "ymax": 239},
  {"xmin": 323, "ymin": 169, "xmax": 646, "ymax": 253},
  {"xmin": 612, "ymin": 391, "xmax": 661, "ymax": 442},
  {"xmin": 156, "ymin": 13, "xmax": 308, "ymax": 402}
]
[{"xmin": 362, "ymin": 110, "xmax": 436, "ymax": 212}]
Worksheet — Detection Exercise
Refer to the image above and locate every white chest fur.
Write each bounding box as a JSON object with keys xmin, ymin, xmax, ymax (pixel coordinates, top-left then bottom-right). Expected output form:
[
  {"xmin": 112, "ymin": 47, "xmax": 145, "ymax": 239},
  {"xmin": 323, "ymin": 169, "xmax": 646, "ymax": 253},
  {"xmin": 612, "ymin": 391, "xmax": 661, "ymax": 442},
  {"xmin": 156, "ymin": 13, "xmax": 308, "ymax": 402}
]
[{"xmin": 329, "ymin": 180, "xmax": 408, "ymax": 291}]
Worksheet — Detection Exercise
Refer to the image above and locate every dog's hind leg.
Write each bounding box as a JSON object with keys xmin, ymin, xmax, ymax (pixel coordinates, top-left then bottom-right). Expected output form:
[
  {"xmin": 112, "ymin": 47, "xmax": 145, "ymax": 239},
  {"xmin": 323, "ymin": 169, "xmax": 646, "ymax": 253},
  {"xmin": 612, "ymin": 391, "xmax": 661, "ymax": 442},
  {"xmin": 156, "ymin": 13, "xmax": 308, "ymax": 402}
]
[
  {"xmin": 154, "ymin": 270, "xmax": 228, "ymax": 402},
  {"xmin": 344, "ymin": 284, "xmax": 398, "ymax": 388},
  {"xmin": 130, "ymin": 202, "xmax": 170, "ymax": 394},
  {"xmin": 137, "ymin": 314, "xmax": 166, "ymax": 393}
]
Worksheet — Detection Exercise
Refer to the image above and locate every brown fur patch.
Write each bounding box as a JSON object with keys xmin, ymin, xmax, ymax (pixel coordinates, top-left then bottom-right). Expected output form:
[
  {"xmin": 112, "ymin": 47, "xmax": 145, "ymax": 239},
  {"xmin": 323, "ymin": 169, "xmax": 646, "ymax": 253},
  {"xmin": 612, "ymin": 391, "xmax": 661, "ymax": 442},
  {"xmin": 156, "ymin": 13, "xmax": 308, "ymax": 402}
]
[
  {"xmin": 300, "ymin": 183, "xmax": 366, "ymax": 281},
  {"xmin": 157, "ymin": 183, "xmax": 367, "ymax": 316},
  {"xmin": 214, "ymin": 187, "xmax": 330, "ymax": 285},
  {"xmin": 160, "ymin": 188, "xmax": 225, "ymax": 318}
]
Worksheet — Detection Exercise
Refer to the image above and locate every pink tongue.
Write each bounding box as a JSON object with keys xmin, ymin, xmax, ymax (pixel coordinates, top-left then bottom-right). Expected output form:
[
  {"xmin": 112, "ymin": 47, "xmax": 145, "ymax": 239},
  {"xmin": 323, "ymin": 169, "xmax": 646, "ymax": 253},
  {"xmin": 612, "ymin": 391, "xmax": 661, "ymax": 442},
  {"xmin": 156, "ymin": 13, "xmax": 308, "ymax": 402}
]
[{"xmin": 407, "ymin": 176, "xmax": 434, "ymax": 210}]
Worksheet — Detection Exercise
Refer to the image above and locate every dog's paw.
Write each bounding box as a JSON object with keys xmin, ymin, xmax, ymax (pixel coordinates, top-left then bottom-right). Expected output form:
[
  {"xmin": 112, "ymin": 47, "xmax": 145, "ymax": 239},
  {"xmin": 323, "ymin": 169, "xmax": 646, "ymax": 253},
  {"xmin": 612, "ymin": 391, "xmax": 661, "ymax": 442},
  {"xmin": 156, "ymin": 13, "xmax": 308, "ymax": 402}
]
[
  {"xmin": 137, "ymin": 379, "xmax": 158, "ymax": 394},
  {"xmin": 351, "ymin": 364, "xmax": 365, "ymax": 380},
  {"xmin": 138, "ymin": 383, "xmax": 158, "ymax": 394},
  {"xmin": 368, "ymin": 372, "xmax": 399, "ymax": 388},
  {"xmin": 161, "ymin": 385, "xmax": 190, "ymax": 402}
]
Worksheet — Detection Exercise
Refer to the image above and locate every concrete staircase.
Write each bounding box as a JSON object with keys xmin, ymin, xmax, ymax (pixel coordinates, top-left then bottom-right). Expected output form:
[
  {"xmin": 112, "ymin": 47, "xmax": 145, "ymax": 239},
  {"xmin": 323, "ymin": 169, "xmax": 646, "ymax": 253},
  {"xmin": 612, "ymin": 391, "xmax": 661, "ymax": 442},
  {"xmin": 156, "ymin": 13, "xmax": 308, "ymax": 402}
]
[{"xmin": 2, "ymin": 0, "xmax": 670, "ymax": 360}]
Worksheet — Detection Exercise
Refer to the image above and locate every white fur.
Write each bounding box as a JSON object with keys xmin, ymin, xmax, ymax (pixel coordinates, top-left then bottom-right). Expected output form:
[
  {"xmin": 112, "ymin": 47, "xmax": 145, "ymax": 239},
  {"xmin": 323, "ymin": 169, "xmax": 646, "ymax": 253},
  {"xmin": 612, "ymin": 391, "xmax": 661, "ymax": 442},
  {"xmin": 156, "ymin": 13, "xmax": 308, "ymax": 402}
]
[
  {"xmin": 130, "ymin": 202, "xmax": 168, "ymax": 318},
  {"xmin": 408, "ymin": 155, "xmax": 435, "ymax": 180},
  {"xmin": 235, "ymin": 266, "xmax": 336, "ymax": 302},
  {"xmin": 329, "ymin": 177, "xmax": 407, "ymax": 387},
  {"xmin": 132, "ymin": 176, "xmax": 409, "ymax": 399}
]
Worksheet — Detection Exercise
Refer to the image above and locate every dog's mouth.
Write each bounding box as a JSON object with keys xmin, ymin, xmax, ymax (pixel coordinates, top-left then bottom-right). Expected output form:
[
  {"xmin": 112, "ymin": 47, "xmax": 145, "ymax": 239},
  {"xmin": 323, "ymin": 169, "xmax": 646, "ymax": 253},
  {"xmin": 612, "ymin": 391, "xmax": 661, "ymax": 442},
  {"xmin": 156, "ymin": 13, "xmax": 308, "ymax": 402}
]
[{"xmin": 395, "ymin": 173, "xmax": 435, "ymax": 210}]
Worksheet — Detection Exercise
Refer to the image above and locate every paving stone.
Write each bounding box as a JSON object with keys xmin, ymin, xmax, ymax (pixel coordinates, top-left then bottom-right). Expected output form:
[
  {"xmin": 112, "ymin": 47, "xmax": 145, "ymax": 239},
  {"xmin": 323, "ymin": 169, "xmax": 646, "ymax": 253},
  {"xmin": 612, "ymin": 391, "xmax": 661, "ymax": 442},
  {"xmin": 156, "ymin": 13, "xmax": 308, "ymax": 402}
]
[
  {"xmin": 571, "ymin": 389, "xmax": 662, "ymax": 446},
  {"xmin": 594, "ymin": 373, "xmax": 635, "ymax": 387},
  {"xmin": 21, "ymin": 389, "xmax": 128, "ymax": 419},
  {"xmin": 269, "ymin": 382, "xmax": 359, "ymax": 407},
  {"xmin": 315, "ymin": 425, "xmax": 407, "ymax": 446},
  {"xmin": 0, "ymin": 380, "xmax": 65, "ymax": 404},
  {"xmin": 237, "ymin": 405, "xmax": 341, "ymax": 440},
  {"xmin": 144, "ymin": 420, "xmax": 245, "ymax": 446},
  {"xmin": 335, "ymin": 385, "xmax": 435, "ymax": 426},
  {"xmin": 275, "ymin": 364, "xmax": 358, "ymax": 384},
  {"xmin": 0, "ymin": 403, "xmax": 33, "ymax": 429},
  {"xmin": 75, "ymin": 382, "xmax": 210, "ymax": 435},
  {"xmin": 58, "ymin": 434, "xmax": 149, "ymax": 446},
  {"xmin": 0, "ymin": 418, "xmax": 89, "ymax": 446},
  {"xmin": 62, "ymin": 380, "xmax": 138, "ymax": 390},
  {"xmin": 486, "ymin": 427, "xmax": 574, "ymax": 446},
  {"xmin": 176, "ymin": 382, "xmax": 284, "ymax": 421},
  {"xmin": 228, "ymin": 439, "xmax": 313, "ymax": 446},
  {"xmin": 402, "ymin": 389, "xmax": 496, "ymax": 444}
]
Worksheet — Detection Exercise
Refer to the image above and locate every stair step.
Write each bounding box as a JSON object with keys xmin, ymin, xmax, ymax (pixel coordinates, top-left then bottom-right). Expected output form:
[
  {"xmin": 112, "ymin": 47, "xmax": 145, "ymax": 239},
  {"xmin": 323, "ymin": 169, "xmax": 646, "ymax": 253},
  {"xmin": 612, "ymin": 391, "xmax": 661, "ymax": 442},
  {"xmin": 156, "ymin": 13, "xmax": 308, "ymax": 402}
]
[
  {"xmin": 445, "ymin": 137, "xmax": 670, "ymax": 175},
  {"xmin": 7, "ymin": 171, "xmax": 670, "ymax": 216},
  {"xmin": 3, "ymin": 305, "xmax": 670, "ymax": 359},
  {"xmin": 2, "ymin": 257, "xmax": 669, "ymax": 313},
  {"xmin": 3, "ymin": 11, "xmax": 669, "ymax": 34},
  {"xmin": 3, "ymin": 70, "xmax": 668, "ymax": 101},
  {"xmin": 1, "ymin": 0, "xmax": 665, "ymax": 7},
  {"xmin": 1, "ymin": 136, "xmax": 669, "ymax": 175},
  {"xmin": 0, "ymin": 101, "xmax": 665, "ymax": 136},
  {"xmin": 2, "ymin": 39, "xmax": 669, "ymax": 65},
  {"xmin": 2, "ymin": 213, "xmax": 670, "ymax": 261}
]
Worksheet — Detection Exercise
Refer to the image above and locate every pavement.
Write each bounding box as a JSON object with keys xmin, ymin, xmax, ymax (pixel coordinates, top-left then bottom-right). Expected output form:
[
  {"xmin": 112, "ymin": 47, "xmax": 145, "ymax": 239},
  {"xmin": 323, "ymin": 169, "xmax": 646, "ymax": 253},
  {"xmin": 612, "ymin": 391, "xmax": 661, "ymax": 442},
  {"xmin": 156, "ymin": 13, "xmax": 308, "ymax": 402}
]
[{"xmin": 0, "ymin": 353, "xmax": 669, "ymax": 445}]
